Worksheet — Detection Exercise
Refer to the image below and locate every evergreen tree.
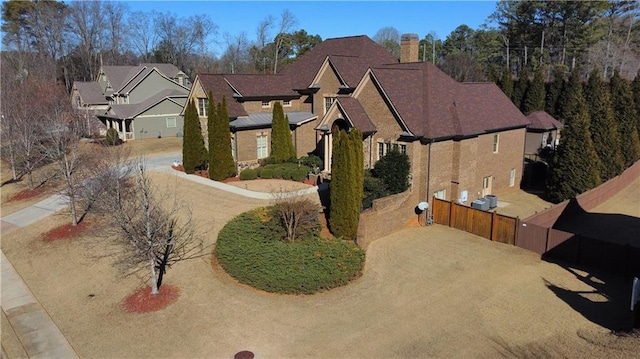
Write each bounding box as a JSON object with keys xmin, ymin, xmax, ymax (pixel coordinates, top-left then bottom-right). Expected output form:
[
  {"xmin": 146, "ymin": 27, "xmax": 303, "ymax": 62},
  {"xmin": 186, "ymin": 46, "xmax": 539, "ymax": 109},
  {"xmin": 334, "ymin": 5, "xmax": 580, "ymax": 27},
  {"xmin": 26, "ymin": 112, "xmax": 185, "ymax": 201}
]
[
  {"xmin": 498, "ymin": 70, "xmax": 514, "ymax": 99},
  {"xmin": 610, "ymin": 69, "xmax": 640, "ymax": 168},
  {"xmin": 547, "ymin": 67, "xmax": 601, "ymax": 203},
  {"xmin": 545, "ymin": 67, "xmax": 566, "ymax": 118},
  {"xmin": 209, "ymin": 95, "xmax": 236, "ymax": 181},
  {"xmin": 373, "ymin": 146, "xmax": 411, "ymax": 194},
  {"xmin": 584, "ymin": 68, "xmax": 624, "ymax": 181},
  {"xmin": 270, "ymin": 102, "xmax": 296, "ymax": 162},
  {"xmin": 329, "ymin": 127, "xmax": 363, "ymax": 242},
  {"xmin": 511, "ymin": 66, "xmax": 530, "ymax": 111},
  {"xmin": 182, "ymin": 99, "xmax": 207, "ymax": 174},
  {"xmin": 631, "ymin": 71, "xmax": 640, "ymax": 139},
  {"xmin": 522, "ymin": 67, "xmax": 545, "ymax": 115}
]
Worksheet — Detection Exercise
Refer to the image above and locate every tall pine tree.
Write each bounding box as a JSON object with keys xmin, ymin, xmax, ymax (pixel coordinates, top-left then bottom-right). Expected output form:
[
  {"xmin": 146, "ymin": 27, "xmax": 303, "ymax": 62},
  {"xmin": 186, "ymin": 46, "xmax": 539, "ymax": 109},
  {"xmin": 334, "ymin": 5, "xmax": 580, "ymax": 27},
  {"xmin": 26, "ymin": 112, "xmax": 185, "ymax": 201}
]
[
  {"xmin": 270, "ymin": 102, "xmax": 296, "ymax": 162},
  {"xmin": 547, "ymin": 67, "xmax": 601, "ymax": 203},
  {"xmin": 610, "ymin": 69, "xmax": 640, "ymax": 168},
  {"xmin": 584, "ymin": 68, "xmax": 624, "ymax": 181},
  {"xmin": 522, "ymin": 67, "xmax": 545, "ymax": 115},
  {"xmin": 511, "ymin": 66, "xmax": 530, "ymax": 111},
  {"xmin": 182, "ymin": 99, "xmax": 207, "ymax": 174},
  {"xmin": 498, "ymin": 70, "xmax": 514, "ymax": 99},
  {"xmin": 545, "ymin": 67, "xmax": 566, "ymax": 118},
  {"xmin": 209, "ymin": 95, "xmax": 237, "ymax": 181}
]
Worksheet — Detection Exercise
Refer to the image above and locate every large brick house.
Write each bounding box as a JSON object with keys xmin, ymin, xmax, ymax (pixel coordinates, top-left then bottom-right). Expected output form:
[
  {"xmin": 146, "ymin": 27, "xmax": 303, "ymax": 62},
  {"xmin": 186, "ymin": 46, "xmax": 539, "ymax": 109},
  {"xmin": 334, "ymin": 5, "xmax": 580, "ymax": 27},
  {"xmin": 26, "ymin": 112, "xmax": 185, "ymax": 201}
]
[{"xmin": 188, "ymin": 34, "xmax": 530, "ymax": 208}]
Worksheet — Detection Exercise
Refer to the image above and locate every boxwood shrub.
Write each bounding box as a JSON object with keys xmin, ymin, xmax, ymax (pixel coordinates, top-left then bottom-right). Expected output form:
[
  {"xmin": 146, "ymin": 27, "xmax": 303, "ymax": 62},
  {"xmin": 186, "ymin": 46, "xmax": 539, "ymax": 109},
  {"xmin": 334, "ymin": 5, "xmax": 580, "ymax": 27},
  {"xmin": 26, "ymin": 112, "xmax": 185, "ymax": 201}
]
[
  {"xmin": 239, "ymin": 168, "xmax": 258, "ymax": 180},
  {"xmin": 260, "ymin": 168, "xmax": 274, "ymax": 179},
  {"xmin": 215, "ymin": 208, "xmax": 365, "ymax": 294}
]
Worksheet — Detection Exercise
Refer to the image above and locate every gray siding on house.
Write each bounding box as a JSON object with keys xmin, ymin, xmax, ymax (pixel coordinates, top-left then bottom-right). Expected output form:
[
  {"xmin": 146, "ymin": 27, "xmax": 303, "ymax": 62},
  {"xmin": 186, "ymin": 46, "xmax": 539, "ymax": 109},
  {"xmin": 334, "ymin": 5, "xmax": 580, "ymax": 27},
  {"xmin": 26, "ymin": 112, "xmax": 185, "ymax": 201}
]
[
  {"xmin": 129, "ymin": 71, "xmax": 189, "ymax": 103},
  {"xmin": 134, "ymin": 99, "xmax": 186, "ymax": 139}
]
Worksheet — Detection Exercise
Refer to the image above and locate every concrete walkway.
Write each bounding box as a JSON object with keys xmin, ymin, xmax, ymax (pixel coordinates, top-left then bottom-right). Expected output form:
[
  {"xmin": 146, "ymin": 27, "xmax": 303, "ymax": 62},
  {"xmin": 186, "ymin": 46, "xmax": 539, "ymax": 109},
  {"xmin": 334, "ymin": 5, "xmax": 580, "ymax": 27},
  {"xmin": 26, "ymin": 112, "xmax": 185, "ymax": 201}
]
[{"xmin": 0, "ymin": 154, "xmax": 322, "ymax": 358}]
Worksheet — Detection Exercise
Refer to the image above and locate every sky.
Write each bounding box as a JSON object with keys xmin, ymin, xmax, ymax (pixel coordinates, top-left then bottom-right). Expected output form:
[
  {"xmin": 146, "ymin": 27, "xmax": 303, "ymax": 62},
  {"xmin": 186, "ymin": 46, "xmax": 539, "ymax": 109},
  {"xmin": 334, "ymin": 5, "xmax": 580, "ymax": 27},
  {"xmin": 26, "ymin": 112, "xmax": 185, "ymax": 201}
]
[{"xmin": 120, "ymin": 0, "xmax": 499, "ymax": 55}]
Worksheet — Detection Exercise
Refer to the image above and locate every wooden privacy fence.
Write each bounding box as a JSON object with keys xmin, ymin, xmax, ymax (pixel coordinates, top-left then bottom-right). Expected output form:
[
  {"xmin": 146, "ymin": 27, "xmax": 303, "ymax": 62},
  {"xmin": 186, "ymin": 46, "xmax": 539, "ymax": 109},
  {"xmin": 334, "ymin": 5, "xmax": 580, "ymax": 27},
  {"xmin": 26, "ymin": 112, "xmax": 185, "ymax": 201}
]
[{"xmin": 432, "ymin": 198, "xmax": 518, "ymax": 245}]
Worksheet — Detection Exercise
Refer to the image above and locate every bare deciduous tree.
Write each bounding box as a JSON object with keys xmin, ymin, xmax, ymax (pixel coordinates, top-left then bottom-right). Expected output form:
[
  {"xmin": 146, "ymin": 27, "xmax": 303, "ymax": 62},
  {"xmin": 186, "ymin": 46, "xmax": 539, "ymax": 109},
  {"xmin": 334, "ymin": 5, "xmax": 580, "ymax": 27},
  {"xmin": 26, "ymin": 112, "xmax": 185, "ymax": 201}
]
[
  {"xmin": 272, "ymin": 190, "xmax": 320, "ymax": 242},
  {"xmin": 89, "ymin": 152, "xmax": 205, "ymax": 295},
  {"xmin": 272, "ymin": 9, "xmax": 297, "ymax": 74},
  {"xmin": 1, "ymin": 68, "xmax": 47, "ymax": 189},
  {"xmin": 39, "ymin": 82, "xmax": 87, "ymax": 226}
]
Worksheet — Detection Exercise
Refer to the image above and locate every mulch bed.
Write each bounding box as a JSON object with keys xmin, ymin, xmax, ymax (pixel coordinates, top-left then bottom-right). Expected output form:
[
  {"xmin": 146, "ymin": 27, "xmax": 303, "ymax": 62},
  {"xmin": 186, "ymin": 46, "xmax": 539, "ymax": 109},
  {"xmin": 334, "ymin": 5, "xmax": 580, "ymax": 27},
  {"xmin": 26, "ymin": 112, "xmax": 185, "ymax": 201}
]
[
  {"xmin": 9, "ymin": 188, "xmax": 44, "ymax": 202},
  {"xmin": 42, "ymin": 221, "xmax": 90, "ymax": 242},
  {"xmin": 123, "ymin": 285, "xmax": 180, "ymax": 313}
]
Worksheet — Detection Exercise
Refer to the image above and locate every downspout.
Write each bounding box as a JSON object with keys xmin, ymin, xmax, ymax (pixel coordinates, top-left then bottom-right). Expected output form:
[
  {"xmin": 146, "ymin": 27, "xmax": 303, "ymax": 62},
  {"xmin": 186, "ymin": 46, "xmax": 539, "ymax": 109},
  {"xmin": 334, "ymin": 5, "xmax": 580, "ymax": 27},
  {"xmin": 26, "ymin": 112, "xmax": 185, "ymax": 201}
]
[
  {"xmin": 369, "ymin": 136, "xmax": 373, "ymax": 169},
  {"xmin": 426, "ymin": 139, "xmax": 433, "ymax": 205}
]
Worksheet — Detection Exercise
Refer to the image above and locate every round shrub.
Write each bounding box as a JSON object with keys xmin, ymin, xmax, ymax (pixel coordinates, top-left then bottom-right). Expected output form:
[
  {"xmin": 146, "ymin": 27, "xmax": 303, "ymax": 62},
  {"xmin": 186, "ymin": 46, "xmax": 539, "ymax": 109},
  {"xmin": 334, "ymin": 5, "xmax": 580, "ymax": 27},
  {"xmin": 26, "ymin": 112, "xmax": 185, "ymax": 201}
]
[
  {"xmin": 260, "ymin": 168, "xmax": 274, "ymax": 179},
  {"xmin": 215, "ymin": 208, "xmax": 365, "ymax": 294},
  {"xmin": 255, "ymin": 166, "xmax": 263, "ymax": 177},
  {"xmin": 282, "ymin": 168, "xmax": 293, "ymax": 180},
  {"xmin": 239, "ymin": 168, "xmax": 257, "ymax": 180},
  {"xmin": 271, "ymin": 166, "xmax": 284, "ymax": 179},
  {"xmin": 292, "ymin": 168, "xmax": 308, "ymax": 182}
]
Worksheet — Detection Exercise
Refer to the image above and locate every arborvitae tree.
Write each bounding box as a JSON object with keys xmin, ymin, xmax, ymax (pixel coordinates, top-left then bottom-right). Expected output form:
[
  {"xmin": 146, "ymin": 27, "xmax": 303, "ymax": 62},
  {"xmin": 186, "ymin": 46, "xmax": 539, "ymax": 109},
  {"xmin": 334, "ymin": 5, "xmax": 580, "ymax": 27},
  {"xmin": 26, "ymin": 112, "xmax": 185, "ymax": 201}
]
[
  {"xmin": 522, "ymin": 67, "xmax": 546, "ymax": 115},
  {"xmin": 207, "ymin": 92, "xmax": 216, "ymax": 170},
  {"xmin": 547, "ymin": 68, "xmax": 601, "ymax": 203},
  {"xmin": 631, "ymin": 71, "xmax": 640, "ymax": 139},
  {"xmin": 270, "ymin": 102, "xmax": 296, "ymax": 162},
  {"xmin": 584, "ymin": 68, "xmax": 624, "ymax": 181},
  {"xmin": 329, "ymin": 127, "xmax": 363, "ymax": 242},
  {"xmin": 182, "ymin": 99, "xmax": 207, "ymax": 174},
  {"xmin": 511, "ymin": 66, "xmax": 530, "ymax": 111},
  {"xmin": 498, "ymin": 70, "xmax": 514, "ymax": 99},
  {"xmin": 545, "ymin": 67, "xmax": 566, "ymax": 118},
  {"xmin": 209, "ymin": 95, "xmax": 236, "ymax": 181},
  {"xmin": 610, "ymin": 69, "xmax": 640, "ymax": 168}
]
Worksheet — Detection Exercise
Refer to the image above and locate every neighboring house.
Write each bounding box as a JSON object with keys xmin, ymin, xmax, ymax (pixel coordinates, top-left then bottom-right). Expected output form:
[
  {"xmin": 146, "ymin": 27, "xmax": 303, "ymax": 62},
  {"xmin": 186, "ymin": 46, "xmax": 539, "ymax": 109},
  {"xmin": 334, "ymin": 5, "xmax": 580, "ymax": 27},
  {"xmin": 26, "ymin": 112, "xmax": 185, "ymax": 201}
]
[
  {"xmin": 525, "ymin": 111, "xmax": 562, "ymax": 160},
  {"xmin": 191, "ymin": 34, "xmax": 530, "ymax": 207},
  {"xmin": 186, "ymin": 35, "xmax": 398, "ymax": 168},
  {"xmin": 72, "ymin": 63, "xmax": 191, "ymax": 141},
  {"xmin": 70, "ymin": 81, "xmax": 109, "ymax": 136}
]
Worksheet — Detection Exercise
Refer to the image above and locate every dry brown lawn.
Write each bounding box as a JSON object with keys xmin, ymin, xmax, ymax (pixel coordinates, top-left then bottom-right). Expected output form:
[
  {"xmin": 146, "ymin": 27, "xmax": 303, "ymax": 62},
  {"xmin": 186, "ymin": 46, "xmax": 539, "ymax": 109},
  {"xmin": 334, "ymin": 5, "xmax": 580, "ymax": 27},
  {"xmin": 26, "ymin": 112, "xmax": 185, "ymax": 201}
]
[
  {"xmin": 2, "ymin": 170, "xmax": 638, "ymax": 358},
  {"xmin": 121, "ymin": 136, "xmax": 182, "ymax": 157}
]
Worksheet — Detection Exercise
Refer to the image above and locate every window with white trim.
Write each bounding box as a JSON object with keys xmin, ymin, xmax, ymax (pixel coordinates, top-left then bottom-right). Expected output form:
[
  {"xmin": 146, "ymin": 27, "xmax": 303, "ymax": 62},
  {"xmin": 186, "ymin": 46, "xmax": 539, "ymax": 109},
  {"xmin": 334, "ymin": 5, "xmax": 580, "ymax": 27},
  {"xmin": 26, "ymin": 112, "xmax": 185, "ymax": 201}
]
[
  {"xmin": 261, "ymin": 100, "xmax": 270, "ymax": 108},
  {"xmin": 399, "ymin": 144, "xmax": 407, "ymax": 155},
  {"xmin": 283, "ymin": 99, "xmax": 291, "ymax": 107},
  {"xmin": 198, "ymin": 98, "xmax": 208, "ymax": 116},
  {"xmin": 257, "ymin": 134, "xmax": 268, "ymax": 159},
  {"xmin": 231, "ymin": 134, "xmax": 237, "ymax": 160},
  {"xmin": 509, "ymin": 168, "xmax": 516, "ymax": 187},
  {"xmin": 483, "ymin": 176, "xmax": 491, "ymax": 189},
  {"xmin": 324, "ymin": 97, "xmax": 335, "ymax": 114},
  {"xmin": 378, "ymin": 142, "xmax": 385, "ymax": 160},
  {"xmin": 493, "ymin": 134, "xmax": 499, "ymax": 153},
  {"xmin": 166, "ymin": 117, "xmax": 176, "ymax": 128},
  {"xmin": 434, "ymin": 189, "xmax": 446, "ymax": 200}
]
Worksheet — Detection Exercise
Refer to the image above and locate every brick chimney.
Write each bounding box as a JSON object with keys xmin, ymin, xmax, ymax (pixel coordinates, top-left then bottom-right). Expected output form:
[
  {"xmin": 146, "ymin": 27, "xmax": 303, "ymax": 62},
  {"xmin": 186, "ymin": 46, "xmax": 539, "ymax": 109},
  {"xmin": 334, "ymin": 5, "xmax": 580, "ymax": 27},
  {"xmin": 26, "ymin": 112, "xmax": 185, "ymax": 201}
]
[{"xmin": 400, "ymin": 33, "xmax": 419, "ymax": 63}]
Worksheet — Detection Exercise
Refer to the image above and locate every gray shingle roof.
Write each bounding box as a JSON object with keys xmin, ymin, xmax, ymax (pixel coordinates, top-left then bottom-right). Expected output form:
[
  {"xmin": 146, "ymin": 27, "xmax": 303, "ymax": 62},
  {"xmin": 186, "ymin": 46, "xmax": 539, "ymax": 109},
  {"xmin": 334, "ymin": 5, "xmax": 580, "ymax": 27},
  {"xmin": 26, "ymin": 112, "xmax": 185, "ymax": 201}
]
[
  {"xmin": 102, "ymin": 89, "xmax": 187, "ymax": 120},
  {"xmin": 230, "ymin": 111, "xmax": 317, "ymax": 130},
  {"xmin": 73, "ymin": 82, "xmax": 108, "ymax": 105}
]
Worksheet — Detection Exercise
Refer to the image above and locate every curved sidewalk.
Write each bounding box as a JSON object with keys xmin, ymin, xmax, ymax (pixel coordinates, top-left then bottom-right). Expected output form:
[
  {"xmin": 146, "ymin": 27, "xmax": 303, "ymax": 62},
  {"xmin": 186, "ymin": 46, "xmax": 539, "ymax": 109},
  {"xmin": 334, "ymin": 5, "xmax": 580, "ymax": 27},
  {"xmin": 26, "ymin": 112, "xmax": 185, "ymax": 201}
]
[{"xmin": 0, "ymin": 159, "xmax": 323, "ymax": 359}]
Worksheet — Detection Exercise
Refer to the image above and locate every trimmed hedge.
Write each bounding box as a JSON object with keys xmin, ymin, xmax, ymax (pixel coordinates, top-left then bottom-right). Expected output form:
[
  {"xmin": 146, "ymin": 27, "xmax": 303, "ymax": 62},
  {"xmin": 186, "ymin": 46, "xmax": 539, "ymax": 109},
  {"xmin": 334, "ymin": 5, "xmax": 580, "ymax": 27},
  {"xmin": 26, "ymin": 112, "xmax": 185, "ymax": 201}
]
[
  {"xmin": 215, "ymin": 208, "xmax": 365, "ymax": 294},
  {"xmin": 239, "ymin": 168, "xmax": 258, "ymax": 180}
]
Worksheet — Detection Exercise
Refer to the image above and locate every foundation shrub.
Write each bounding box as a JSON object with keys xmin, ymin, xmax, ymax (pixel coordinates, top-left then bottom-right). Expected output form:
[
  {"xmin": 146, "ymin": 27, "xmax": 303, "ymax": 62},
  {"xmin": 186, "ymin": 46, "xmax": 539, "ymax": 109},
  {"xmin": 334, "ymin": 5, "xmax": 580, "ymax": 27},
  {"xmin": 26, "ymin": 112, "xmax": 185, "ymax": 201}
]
[{"xmin": 240, "ymin": 168, "xmax": 258, "ymax": 180}]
